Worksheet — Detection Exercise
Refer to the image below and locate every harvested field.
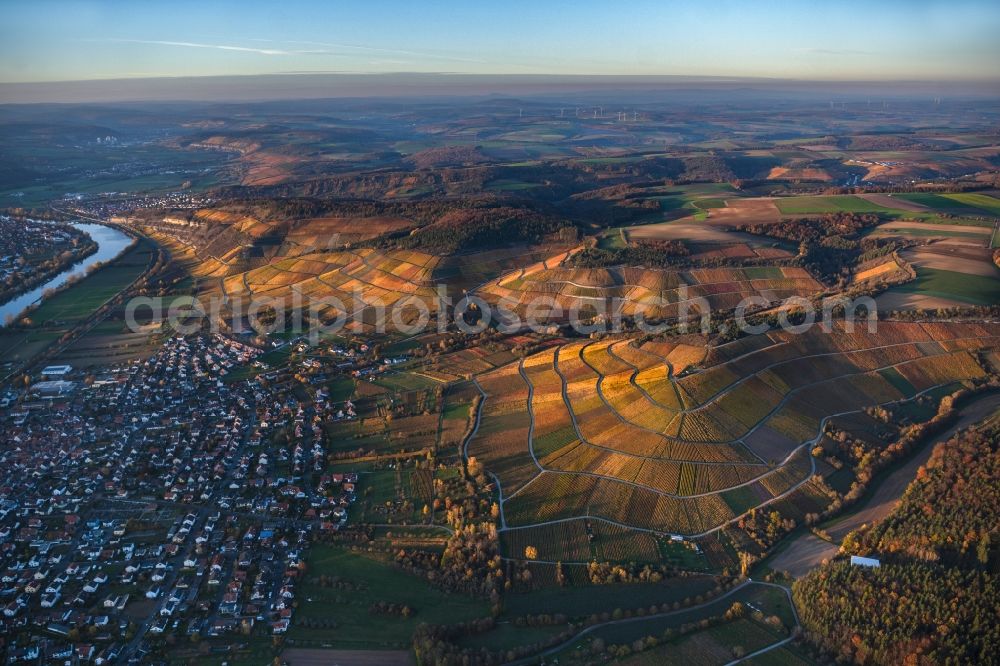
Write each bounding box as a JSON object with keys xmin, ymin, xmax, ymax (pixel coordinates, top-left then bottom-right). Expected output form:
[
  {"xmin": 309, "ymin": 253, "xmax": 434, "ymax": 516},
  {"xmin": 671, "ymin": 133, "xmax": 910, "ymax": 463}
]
[
  {"xmin": 706, "ymin": 198, "xmax": 783, "ymax": 226},
  {"xmin": 852, "ymin": 255, "xmax": 909, "ymax": 284},
  {"xmin": 872, "ymin": 221, "xmax": 992, "ymax": 245},
  {"xmin": 877, "ymin": 291, "xmax": 973, "ymax": 311},
  {"xmin": 857, "ymin": 193, "xmax": 930, "ymax": 212},
  {"xmin": 687, "ymin": 242, "xmax": 794, "ymax": 262},
  {"xmin": 768, "ymin": 165, "xmax": 832, "ymax": 181},
  {"xmin": 767, "ymin": 533, "xmax": 838, "ymax": 579},
  {"xmin": 901, "ymin": 245, "xmax": 996, "ymax": 277}
]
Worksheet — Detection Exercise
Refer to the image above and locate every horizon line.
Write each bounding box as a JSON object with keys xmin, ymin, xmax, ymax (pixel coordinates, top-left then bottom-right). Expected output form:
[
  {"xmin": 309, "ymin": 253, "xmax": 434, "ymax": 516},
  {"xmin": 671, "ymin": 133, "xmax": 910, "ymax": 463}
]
[{"xmin": 2, "ymin": 71, "xmax": 999, "ymax": 105}]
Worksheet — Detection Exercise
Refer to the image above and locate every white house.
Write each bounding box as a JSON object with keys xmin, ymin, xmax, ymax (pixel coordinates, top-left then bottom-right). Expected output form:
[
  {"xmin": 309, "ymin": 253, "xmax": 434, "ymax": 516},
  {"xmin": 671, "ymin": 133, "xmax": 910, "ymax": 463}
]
[{"xmin": 41, "ymin": 365, "xmax": 73, "ymax": 378}]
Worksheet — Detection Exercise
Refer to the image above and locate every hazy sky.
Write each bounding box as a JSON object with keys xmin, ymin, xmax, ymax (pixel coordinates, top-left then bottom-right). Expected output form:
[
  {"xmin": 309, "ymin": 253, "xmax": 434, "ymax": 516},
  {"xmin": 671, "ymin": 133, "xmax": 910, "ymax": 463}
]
[{"xmin": 2, "ymin": 0, "xmax": 999, "ymax": 83}]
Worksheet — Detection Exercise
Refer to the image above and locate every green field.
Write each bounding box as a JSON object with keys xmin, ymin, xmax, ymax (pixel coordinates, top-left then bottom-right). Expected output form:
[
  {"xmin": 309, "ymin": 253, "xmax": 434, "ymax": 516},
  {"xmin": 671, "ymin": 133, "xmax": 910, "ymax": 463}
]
[
  {"xmin": 442, "ymin": 401, "xmax": 472, "ymax": 422},
  {"xmin": 945, "ymin": 192, "xmax": 1000, "ymax": 216},
  {"xmin": 0, "ymin": 329, "xmax": 62, "ymax": 367},
  {"xmin": 895, "ymin": 192, "xmax": 1000, "ymax": 217},
  {"xmin": 457, "ymin": 623, "xmax": 565, "ymax": 651},
  {"xmin": 721, "ymin": 485, "xmax": 763, "ymax": 515},
  {"xmin": 503, "ymin": 576, "xmax": 718, "ymax": 618},
  {"xmin": 894, "ymin": 267, "xmax": 1000, "ymax": 306},
  {"xmin": 325, "ymin": 375, "xmax": 356, "ymax": 402},
  {"xmin": 619, "ymin": 617, "xmax": 789, "ymax": 665},
  {"xmin": 878, "ymin": 367, "xmax": 917, "ymax": 398},
  {"xmin": 692, "ymin": 198, "xmax": 727, "ymax": 210},
  {"xmin": 742, "ymin": 266, "xmax": 787, "ymax": 280},
  {"xmin": 867, "ymin": 227, "xmax": 990, "ymax": 240},
  {"xmin": 288, "ymin": 546, "xmax": 488, "ymax": 649},
  {"xmin": 598, "ymin": 228, "xmax": 629, "ymax": 250},
  {"xmin": 487, "ymin": 178, "xmax": 542, "ymax": 191},
  {"xmin": 374, "ymin": 370, "xmax": 442, "ymax": 391},
  {"xmin": 29, "ymin": 243, "xmax": 149, "ymax": 324},
  {"xmin": 581, "ymin": 584, "xmax": 794, "ymax": 647}
]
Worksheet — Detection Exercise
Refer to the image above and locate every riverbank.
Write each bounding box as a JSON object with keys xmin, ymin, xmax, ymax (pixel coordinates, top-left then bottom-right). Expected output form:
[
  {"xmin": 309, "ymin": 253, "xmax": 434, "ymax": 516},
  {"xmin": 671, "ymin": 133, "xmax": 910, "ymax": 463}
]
[
  {"xmin": 0, "ymin": 224, "xmax": 98, "ymax": 312},
  {"xmin": 0, "ymin": 222, "xmax": 134, "ymax": 326},
  {"xmin": 0, "ymin": 232, "xmax": 157, "ymax": 384}
]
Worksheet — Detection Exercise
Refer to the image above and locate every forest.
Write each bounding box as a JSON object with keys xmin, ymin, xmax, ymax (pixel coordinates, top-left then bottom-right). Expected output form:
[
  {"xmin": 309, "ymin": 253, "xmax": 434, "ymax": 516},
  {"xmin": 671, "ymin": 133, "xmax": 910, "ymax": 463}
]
[
  {"xmin": 737, "ymin": 212, "xmax": 895, "ymax": 282},
  {"xmin": 793, "ymin": 421, "xmax": 1000, "ymax": 664}
]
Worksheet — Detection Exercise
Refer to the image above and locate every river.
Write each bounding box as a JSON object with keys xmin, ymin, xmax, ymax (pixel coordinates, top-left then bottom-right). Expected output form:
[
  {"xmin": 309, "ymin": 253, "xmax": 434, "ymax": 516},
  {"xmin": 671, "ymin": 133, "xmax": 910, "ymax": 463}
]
[{"xmin": 0, "ymin": 222, "xmax": 133, "ymax": 326}]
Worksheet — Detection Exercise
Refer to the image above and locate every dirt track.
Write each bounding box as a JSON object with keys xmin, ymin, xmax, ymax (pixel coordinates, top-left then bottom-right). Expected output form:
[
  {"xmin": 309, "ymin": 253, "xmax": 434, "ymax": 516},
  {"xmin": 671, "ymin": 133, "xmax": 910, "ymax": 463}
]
[{"xmin": 768, "ymin": 533, "xmax": 838, "ymax": 579}]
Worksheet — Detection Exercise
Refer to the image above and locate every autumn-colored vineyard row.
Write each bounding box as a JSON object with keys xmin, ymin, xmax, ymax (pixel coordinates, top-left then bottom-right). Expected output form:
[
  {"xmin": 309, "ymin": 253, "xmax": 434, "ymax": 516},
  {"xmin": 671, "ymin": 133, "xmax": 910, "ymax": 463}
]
[{"xmin": 466, "ymin": 321, "xmax": 1000, "ymax": 539}]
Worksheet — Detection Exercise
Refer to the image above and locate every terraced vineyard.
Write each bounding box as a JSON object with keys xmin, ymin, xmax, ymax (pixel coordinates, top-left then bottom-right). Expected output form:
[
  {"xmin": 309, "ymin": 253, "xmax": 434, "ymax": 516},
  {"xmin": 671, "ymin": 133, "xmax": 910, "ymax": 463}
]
[
  {"xmin": 216, "ymin": 248, "xmax": 442, "ymax": 327},
  {"xmin": 477, "ymin": 263, "xmax": 822, "ymax": 323},
  {"xmin": 466, "ymin": 321, "xmax": 1000, "ymax": 559}
]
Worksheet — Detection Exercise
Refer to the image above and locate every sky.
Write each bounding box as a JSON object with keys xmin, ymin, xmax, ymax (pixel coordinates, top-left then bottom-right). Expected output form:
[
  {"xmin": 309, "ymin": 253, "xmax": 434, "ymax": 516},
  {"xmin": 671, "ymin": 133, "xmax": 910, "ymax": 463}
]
[{"xmin": 1, "ymin": 0, "xmax": 999, "ymax": 84}]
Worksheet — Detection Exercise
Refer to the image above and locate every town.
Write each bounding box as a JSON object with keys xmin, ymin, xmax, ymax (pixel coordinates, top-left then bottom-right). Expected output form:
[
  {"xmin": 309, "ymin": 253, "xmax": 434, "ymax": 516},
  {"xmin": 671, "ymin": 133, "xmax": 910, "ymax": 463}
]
[{"xmin": 0, "ymin": 333, "xmax": 365, "ymax": 662}]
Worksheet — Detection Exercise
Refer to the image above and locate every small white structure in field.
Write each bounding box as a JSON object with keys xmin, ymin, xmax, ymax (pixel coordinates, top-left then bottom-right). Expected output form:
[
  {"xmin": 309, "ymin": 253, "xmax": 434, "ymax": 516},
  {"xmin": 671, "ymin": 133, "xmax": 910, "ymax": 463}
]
[{"xmin": 850, "ymin": 555, "xmax": 881, "ymax": 568}]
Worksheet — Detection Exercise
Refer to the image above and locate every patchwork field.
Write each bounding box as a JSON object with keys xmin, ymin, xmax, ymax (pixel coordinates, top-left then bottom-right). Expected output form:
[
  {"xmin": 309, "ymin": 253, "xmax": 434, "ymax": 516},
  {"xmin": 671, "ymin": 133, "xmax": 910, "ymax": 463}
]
[
  {"xmin": 876, "ymin": 240, "xmax": 1000, "ymax": 309},
  {"xmin": 466, "ymin": 322, "xmax": 1000, "ymax": 552},
  {"xmin": 868, "ymin": 220, "xmax": 994, "ymax": 242},
  {"xmin": 644, "ymin": 192, "xmax": 1000, "ymax": 234}
]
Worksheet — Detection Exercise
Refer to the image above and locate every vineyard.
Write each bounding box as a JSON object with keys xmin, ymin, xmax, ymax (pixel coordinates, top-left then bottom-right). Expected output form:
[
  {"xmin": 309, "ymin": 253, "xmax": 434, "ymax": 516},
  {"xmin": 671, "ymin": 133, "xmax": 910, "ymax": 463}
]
[
  {"xmin": 465, "ymin": 321, "xmax": 1000, "ymax": 554},
  {"xmin": 220, "ymin": 248, "xmax": 442, "ymax": 325},
  {"xmin": 476, "ymin": 263, "xmax": 823, "ymax": 324}
]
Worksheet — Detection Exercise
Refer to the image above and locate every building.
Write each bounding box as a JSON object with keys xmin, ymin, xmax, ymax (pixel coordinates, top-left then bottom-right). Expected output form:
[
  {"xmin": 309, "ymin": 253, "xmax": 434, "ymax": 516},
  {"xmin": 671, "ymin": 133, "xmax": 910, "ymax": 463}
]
[
  {"xmin": 30, "ymin": 381, "xmax": 77, "ymax": 397},
  {"xmin": 850, "ymin": 555, "xmax": 881, "ymax": 568},
  {"xmin": 41, "ymin": 365, "xmax": 73, "ymax": 378}
]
